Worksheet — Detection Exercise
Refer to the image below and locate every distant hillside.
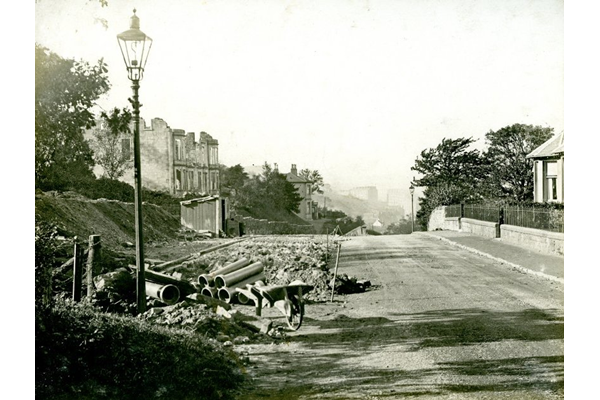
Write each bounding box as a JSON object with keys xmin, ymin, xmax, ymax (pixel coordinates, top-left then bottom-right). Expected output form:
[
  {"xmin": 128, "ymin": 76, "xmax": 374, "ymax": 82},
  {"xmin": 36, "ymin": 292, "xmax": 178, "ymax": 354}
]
[
  {"xmin": 233, "ymin": 205, "xmax": 311, "ymax": 227},
  {"xmin": 314, "ymin": 190, "xmax": 405, "ymax": 228}
]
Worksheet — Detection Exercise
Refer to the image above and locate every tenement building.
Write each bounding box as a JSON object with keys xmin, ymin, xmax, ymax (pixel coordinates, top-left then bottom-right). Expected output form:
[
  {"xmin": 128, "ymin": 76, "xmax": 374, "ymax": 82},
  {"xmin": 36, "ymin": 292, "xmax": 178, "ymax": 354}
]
[{"xmin": 86, "ymin": 117, "xmax": 219, "ymax": 196}]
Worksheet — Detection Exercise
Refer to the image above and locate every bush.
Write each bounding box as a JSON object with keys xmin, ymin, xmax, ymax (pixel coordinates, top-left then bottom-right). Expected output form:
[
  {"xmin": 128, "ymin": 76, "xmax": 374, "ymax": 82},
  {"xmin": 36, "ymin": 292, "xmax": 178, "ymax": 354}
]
[
  {"xmin": 35, "ymin": 220, "xmax": 60, "ymax": 306},
  {"xmin": 36, "ymin": 299, "xmax": 246, "ymax": 399},
  {"xmin": 73, "ymin": 177, "xmax": 135, "ymax": 202}
]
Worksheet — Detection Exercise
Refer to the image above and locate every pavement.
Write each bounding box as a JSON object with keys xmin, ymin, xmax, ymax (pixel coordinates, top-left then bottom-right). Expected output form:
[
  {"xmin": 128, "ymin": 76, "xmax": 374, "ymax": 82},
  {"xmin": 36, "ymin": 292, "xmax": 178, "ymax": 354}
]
[{"xmin": 417, "ymin": 230, "xmax": 564, "ymax": 284}]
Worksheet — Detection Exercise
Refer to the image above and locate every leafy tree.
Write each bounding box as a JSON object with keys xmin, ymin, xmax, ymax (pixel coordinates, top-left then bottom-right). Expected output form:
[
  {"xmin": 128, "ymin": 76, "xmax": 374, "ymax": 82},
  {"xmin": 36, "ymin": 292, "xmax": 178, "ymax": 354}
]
[
  {"xmin": 415, "ymin": 183, "xmax": 466, "ymax": 230},
  {"xmin": 234, "ymin": 163, "xmax": 303, "ymax": 215},
  {"xmin": 220, "ymin": 164, "xmax": 248, "ymax": 196},
  {"xmin": 411, "ymin": 137, "xmax": 489, "ymax": 229},
  {"xmin": 411, "ymin": 137, "xmax": 488, "ymax": 197},
  {"xmin": 90, "ymin": 107, "xmax": 133, "ymax": 180},
  {"xmin": 484, "ymin": 124, "xmax": 554, "ymax": 202},
  {"xmin": 35, "ymin": 44, "xmax": 110, "ymax": 190},
  {"xmin": 384, "ymin": 221, "xmax": 412, "ymax": 235},
  {"xmin": 298, "ymin": 168, "xmax": 324, "ymax": 194},
  {"xmin": 260, "ymin": 163, "xmax": 303, "ymax": 214},
  {"xmin": 35, "ymin": 220, "xmax": 59, "ymax": 306},
  {"xmin": 323, "ymin": 214, "xmax": 365, "ymax": 234}
]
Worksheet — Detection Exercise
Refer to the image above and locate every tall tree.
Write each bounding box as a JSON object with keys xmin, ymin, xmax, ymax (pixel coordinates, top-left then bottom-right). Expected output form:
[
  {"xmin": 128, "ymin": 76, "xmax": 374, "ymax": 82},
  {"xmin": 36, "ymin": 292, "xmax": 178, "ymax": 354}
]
[
  {"xmin": 484, "ymin": 124, "xmax": 554, "ymax": 202},
  {"xmin": 412, "ymin": 137, "xmax": 489, "ymax": 199},
  {"xmin": 233, "ymin": 163, "xmax": 303, "ymax": 215},
  {"xmin": 35, "ymin": 44, "xmax": 110, "ymax": 190},
  {"xmin": 90, "ymin": 107, "xmax": 133, "ymax": 180},
  {"xmin": 411, "ymin": 137, "xmax": 489, "ymax": 229},
  {"xmin": 220, "ymin": 164, "xmax": 249, "ymax": 195},
  {"xmin": 298, "ymin": 169, "xmax": 324, "ymax": 194},
  {"xmin": 260, "ymin": 163, "xmax": 303, "ymax": 214}
]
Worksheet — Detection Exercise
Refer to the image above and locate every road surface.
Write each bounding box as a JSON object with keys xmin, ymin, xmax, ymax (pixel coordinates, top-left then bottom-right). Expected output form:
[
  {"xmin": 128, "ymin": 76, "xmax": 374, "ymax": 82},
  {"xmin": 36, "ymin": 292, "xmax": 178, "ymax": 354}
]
[{"xmin": 237, "ymin": 234, "xmax": 564, "ymax": 399}]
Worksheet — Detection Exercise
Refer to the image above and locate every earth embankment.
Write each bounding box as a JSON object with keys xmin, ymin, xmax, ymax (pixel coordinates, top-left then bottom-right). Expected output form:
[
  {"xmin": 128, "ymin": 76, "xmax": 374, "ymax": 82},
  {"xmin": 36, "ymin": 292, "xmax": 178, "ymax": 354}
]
[{"xmin": 35, "ymin": 191, "xmax": 181, "ymax": 248}]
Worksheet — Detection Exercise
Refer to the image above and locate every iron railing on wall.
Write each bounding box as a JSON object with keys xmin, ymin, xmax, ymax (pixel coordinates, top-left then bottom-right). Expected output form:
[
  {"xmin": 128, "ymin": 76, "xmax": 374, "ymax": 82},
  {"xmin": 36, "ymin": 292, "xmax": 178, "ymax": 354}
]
[
  {"xmin": 503, "ymin": 205, "xmax": 563, "ymax": 233},
  {"xmin": 446, "ymin": 203, "xmax": 564, "ymax": 233},
  {"xmin": 463, "ymin": 204, "xmax": 501, "ymax": 223},
  {"xmin": 445, "ymin": 204, "xmax": 462, "ymax": 218}
]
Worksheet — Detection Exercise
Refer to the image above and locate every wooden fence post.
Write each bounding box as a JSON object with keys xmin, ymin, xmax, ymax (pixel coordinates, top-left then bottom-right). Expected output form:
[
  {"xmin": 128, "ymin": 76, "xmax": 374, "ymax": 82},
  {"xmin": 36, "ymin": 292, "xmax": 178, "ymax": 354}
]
[
  {"xmin": 330, "ymin": 242, "xmax": 342, "ymax": 302},
  {"xmin": 86, "ymin": 235, "xmax": 101, "ymax": 298},
  {"xmin": 72, "ymin": 240, "xmax": 83, "ymax": 302}
]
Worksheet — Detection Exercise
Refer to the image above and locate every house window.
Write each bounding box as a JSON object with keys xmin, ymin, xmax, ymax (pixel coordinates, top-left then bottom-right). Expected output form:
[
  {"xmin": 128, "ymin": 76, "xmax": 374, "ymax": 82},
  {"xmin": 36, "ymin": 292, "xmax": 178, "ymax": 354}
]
[{"xmin": 545, "ymin": 161, "xmax": 558, "ymax": 201}]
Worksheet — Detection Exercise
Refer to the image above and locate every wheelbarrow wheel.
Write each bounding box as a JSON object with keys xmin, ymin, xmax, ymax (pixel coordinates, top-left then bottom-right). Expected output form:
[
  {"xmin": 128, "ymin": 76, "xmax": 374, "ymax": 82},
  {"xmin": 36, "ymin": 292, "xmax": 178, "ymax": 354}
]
[{"xmin": 285, "ymin": 294, "xmax": 304, "ymax": 330}]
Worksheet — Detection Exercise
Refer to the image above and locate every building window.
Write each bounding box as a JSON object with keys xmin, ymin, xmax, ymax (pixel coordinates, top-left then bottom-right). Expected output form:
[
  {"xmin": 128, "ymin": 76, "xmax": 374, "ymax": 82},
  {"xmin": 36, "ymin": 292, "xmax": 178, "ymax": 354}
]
[
  {"xmin": 121, "ymin": 139, "xmax": 132, "ymax": 160},
  {"xmin": 175, "ymin": 170, "xmax": 182, "ymax": 190},
  {"xmin": 175, "ymin": 139, "xmax": 183, "ymax": 161},
  {"xmin": 545, "ymin": 161, "xmax": 558, "ymax": 201}
]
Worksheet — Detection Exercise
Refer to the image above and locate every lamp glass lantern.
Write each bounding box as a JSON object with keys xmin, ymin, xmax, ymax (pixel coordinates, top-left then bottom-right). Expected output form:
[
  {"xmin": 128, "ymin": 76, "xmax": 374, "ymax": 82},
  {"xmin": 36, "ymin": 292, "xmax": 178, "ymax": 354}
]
[{"xmin": 117, "ymin": 10, "xmax": 153, "ymax": 81}]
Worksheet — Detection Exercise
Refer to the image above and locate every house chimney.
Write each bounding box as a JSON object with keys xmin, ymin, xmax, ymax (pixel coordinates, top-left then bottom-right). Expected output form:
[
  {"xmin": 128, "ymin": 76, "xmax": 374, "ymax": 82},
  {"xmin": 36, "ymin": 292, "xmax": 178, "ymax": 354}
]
[
  {"xmin": 291, "ymin": 164, "xmax": 297, "ymax": 175},
  {"xmin": 274, "ymin": 163, "xmax": 278, "ymax": 172}
]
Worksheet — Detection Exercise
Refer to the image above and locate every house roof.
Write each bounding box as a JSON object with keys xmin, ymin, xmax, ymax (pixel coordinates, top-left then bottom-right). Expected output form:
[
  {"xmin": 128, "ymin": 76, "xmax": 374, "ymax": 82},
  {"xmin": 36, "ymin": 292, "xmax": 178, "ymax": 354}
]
[
  {"xmin": 286, "ymin": 172, "xmax": 310, "ymax": 183},
  {"xmin": 526, "ymin": 131, "xmax": 564, "ymax": 159}
]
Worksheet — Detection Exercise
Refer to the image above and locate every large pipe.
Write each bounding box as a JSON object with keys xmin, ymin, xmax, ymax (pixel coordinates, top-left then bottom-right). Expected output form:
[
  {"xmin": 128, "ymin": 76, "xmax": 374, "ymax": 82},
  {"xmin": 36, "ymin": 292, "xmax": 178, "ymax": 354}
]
[
  {"xmin": 145, "ymin": 281, "xmax": 180, "ymax": 305},
  {"xmin": 236, "ymin": 288, "xmax": 259, "ymax": 306},
  {"xmin": 198, "ymin": 258, "xmax": 251, "ymax": 287},
  {"xmin": 200, "ymin": 286, "xmax": 218, "ymax": 298},
  {"xmin": 236, "ymin": 280, "xmax": 266, "ymax": 305},
  {"xmin": 217, "ymin": 273, "xmax": 265, "ymax": 303},
  {"xmin": 214, "ymin": 261, "xmax": 264, "ymax": 289}
]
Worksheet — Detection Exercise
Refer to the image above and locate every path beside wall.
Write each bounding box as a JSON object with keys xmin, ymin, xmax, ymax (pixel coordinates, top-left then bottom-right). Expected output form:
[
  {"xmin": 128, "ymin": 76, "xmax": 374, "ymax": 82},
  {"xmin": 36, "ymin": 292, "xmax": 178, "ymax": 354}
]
[{"xmin": 428, "ymin": 206, "xmax": 564, "ymax": 256}]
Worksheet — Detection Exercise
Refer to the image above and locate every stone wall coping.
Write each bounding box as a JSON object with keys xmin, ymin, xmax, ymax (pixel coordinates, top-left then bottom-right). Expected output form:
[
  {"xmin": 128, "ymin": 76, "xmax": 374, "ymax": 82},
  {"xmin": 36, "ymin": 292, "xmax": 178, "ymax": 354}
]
[
  {"xmin": 501, "ymin": 224, "xmax": 564, "ymax": 240},
  {"xmin": 461, "ymin": 218, "xmax": 498, "ymax": 228}
]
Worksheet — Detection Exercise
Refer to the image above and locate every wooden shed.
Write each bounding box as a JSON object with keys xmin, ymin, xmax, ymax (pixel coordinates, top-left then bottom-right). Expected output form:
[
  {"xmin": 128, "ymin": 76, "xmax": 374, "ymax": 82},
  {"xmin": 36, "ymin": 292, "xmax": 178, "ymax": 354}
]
[{"xmin": 180, "ymin": 196, "xmax": 228, "ymax": 236}]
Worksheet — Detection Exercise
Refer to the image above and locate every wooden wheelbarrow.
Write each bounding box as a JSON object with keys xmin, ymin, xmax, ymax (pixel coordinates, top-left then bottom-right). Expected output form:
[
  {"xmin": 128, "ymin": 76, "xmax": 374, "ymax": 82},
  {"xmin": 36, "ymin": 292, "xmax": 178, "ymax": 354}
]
[{"xmin": 240, "ymin": 280, "xmax": 313, "ymax": 330}]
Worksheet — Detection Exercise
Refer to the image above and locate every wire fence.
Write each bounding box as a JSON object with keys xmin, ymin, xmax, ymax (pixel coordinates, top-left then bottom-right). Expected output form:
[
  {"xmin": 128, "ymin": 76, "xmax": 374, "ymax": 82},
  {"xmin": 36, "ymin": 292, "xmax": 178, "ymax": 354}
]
[{"xmin": 446, "ymin": 203, "xmax": 564, "ymax": 233}]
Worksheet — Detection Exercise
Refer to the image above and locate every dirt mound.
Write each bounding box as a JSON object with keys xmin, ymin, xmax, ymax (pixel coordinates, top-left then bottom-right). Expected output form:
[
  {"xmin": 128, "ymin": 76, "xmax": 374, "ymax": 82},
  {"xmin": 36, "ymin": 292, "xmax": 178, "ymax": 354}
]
[{"xmin": 35, "ymin": 191, "xmax": 181, "ymax": 249}]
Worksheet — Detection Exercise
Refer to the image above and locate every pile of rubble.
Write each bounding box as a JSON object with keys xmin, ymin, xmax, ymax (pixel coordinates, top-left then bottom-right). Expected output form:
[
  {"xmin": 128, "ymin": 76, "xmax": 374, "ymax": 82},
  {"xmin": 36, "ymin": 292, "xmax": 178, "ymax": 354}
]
[
  {"xmin": 89, "ymin": 236, "xmax": 372, "ymax": 341},
  {"xmin": 185, "ymin": 237, "xmax": 333, "ymax": 302}
]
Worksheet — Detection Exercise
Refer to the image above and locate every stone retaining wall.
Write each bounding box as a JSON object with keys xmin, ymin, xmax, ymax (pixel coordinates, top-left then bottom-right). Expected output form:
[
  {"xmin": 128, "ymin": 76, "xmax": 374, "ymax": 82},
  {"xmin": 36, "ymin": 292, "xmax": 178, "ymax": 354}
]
[
  {"xmin": 500, "ymin": 224, "xmax": 564, "ymax": 256},
  {"xmin": 460, "ymin": 218, "xmax": 499, "ymax": 239}
]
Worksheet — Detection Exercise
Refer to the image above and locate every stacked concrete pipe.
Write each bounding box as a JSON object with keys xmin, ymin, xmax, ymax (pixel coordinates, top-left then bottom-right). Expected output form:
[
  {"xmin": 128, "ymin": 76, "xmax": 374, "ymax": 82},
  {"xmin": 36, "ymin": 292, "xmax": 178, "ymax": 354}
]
[
  {"xmin": 214, "ymin": 261, "xmax": 265, "ymax": 304},
  {"xmin": 200, "ymin": 286, "xmax": 218, "ymax": 298},
  {"xmin": 217, "ymin": 274, "xmax": 265, "ymax": 303},
  {"xmin": 214, "ymin": 261, "xmax": 264, "ymax": 289},
  {"xmin": 145, "ymin": 281, "xmax": 180, "ymax": 305},
  {"xmin": 198, "ymin": 258, "xmax": 251, "ymax": 288},
  {"xmin": 235, "ymin": 281, "xmax": 265, "ymax": 306}
]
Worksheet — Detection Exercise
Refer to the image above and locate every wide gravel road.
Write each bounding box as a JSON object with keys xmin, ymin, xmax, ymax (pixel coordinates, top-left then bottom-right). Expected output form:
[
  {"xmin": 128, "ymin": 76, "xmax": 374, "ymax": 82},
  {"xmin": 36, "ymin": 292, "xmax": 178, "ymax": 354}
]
[{"xmin": 238, "ymin": 234, "xmax": 564, "ymax": 399}]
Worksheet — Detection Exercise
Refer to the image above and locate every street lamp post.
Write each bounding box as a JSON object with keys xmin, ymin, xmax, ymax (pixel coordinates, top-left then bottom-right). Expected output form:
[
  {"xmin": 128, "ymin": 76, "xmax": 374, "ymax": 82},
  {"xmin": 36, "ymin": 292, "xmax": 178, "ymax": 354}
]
[
  {"xmin": 409, "ymin": 182, "xmax": 415, "ymax": 233},
  {"xmin": 117, "ymin": 9, "xmax": 153, "ymax": 313}
]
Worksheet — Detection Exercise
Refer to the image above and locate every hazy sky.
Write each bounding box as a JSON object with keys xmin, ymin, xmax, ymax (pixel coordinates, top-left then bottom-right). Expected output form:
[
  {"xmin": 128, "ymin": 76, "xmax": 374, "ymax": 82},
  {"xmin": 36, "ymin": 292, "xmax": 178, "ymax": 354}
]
[{"xmin": 35, "ymin": 0, "xmax": 563, "ymax": 204}]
